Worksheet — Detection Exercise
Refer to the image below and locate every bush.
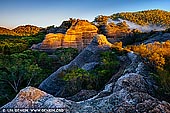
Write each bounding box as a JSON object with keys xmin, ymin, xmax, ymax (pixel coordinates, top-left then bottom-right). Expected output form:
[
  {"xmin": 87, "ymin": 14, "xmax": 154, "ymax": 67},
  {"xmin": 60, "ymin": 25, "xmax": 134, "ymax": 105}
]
[
  {"xmin": 127, "ymin": 41, "xmax": 170, "ymax": 102},
  {"xmin": 54, "ymin": 48, "xmax": 78, "ymax": 65},
  {"xmin": 62, "ymin": 67, "xmax": 95, "ymax": 96},
  {"xmin": 60, "ymin": 50, "xmax": 120, "ymax": 97},
  {"xmin": 0, "ymin": 48, "xmax": 78, "ymax": 107}
]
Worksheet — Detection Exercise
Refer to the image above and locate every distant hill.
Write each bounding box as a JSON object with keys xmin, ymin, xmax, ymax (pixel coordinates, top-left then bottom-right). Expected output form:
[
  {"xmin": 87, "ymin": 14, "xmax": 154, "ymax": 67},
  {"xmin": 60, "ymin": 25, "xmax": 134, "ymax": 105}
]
[
  {"xmin": 110, "ymin": 9, "xmax": 170, "ymax": 27},
  {"xmin": 0, "ymin": 27, "xmax": 17, "ymax": 36},
  {"xmin": 0, "ymin": 25, "xmax": 40, "ymax": 36}
]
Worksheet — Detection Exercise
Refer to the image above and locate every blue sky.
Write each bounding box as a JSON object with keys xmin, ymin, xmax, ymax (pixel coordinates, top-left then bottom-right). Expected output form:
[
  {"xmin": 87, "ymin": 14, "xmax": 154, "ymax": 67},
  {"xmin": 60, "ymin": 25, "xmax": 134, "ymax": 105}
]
[{"xmin": 0, "ymin": 0, "xmax": 170, "ymax": 29}]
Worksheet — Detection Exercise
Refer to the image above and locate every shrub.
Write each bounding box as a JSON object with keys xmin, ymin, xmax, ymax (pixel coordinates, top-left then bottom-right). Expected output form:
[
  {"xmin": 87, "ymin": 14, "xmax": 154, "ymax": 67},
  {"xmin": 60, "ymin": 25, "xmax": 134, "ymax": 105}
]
[
  {"xmin": 54, "ymin": 48, "xmax": 78, "ymax": 65},
  {"xmin": 127, "ymin": 41, "xmax": 170, "ymax": 102},
  {"xmin": 60, "ymin": 50, "xmax": 120, "ymax": 96}
]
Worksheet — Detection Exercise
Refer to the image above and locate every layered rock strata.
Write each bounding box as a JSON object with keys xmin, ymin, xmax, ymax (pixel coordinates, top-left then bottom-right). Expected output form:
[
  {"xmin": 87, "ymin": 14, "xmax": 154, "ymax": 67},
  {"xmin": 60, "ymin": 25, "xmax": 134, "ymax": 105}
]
[{"xmin": 39, "ymin": 20, "xmax": 98, "ymax": 50}]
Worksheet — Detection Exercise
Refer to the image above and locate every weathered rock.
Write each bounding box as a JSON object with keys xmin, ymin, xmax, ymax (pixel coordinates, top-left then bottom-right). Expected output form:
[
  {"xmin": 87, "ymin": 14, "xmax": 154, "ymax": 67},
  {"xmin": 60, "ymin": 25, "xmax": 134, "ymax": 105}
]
[
  {"xmin": 144, "ymin": 32, "xmax": 170, "ymax": 44},
  {"xmin": 0, "ymin": 87, "xmax": 79, "ymax": 113},
  {"xmin": 38, "ymin": 34, "xmax": 112, "ymax": 97},
  {"xmin": 81, "ymin": 62, "xmax": 99, "ymax": 71},
  {"xmin": 40, "ymin": 33, "xmax": 65, "ymax": 49},
  {"xmin": 99, "ymin": 23, "xmax": 132, "ymax": 43},
  {"xmin": 39, "ymin": 19, "xmax": 98, "ymax": 50},
  {"xmin": 46, "ymin": 21, "xmax": 71, "ymax": 34},
  {"xmin": 2, "ymin": 35, "xmax": 170, "ymax": 113},
  {"xmin": 2, "ymin": 66, "xmax": 170, "ymax": 113},
  {"xmin": 66, "ymin": 90, "xmax": 98, "ymax": 102}
]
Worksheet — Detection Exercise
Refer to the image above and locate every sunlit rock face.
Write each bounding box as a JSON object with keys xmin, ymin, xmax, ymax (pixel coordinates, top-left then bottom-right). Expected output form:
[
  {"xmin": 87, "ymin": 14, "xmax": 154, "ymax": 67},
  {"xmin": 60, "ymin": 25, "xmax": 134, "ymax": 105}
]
[
  {"xmin": 40, "ymin": 33, "xmax": 65, "ymax": 49},
  {"xmin": 99, "ymin": 23, "xmax": 132, "ymax": 43},
  {"xmin": 40, "ymin": 20, "xmax": 98, "ymax": 50}
]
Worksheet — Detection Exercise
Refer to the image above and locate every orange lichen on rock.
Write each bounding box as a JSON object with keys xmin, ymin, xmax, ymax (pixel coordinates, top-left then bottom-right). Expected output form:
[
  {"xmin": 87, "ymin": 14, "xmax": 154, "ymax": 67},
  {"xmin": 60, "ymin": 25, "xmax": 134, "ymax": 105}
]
[{"xmin": 18, "ymin": 87, "xmax": 46, "ymax": 102}]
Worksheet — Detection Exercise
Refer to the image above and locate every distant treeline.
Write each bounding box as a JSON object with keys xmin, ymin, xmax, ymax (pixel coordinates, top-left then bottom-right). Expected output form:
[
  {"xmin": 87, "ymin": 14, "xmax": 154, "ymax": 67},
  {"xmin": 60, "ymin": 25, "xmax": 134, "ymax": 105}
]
[
  {"xmin": 110, "ymin": 9, "xmax": 170, "ymax": 27},
  {"xmin": 94, "ymin": 9, "xmax": 170, "ymax": 27}
]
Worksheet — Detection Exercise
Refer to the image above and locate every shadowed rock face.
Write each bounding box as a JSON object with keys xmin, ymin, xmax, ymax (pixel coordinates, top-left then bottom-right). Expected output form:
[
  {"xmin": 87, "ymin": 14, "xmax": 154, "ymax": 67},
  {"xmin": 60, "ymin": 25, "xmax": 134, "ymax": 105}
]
[
  {"xmin": 1, "ymin": 35, "xmax": 170, "ymax": 112},
  {"xmin": 144, "ymin": 32, "xmax": 170, "ymax": 44},
  {"xmin": 39, "ymin": 20, "xmax": 98, "ymax": 50}
]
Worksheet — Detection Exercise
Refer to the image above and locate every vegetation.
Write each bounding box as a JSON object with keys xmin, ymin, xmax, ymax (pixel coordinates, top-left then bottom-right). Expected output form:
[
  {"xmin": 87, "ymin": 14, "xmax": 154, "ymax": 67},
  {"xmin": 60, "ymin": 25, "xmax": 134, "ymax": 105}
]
[
  {"xmin": 127, "ymin": 41, "xmax": 170, "ymax": 68},
  {"xmin": 0, "ymin": 22, "xmax": 80, "ymax": 106},
  {"xmin": 92, "ymin": 51, "xmax": 120, "ymax": 88},
  {"xmin": 94, "ymin": 15, "xmax": 109, "ymax": 25},
  {"xmin": 0, "ymin": 29, "xmax": 78, "ymax": 106},
  {"xmin": 110, "ymin": 9, "xmax": 170, "ymax": 27},
  {"xmin": 53, "ymin": 48, "xmax": 78, "ymax": 66},
  {"xmin": 92, "ymin": 40, "xmax": 170, "ymax": 102},
  {"xmin": 0, "ymin": 38, "xmax": 28, "ymax": 54},
  {"xmin": 0, "ymin": 32, "xmax": 45, "ymax": 54},
  {"xmin": 0, "ymin": 26, "xmax": 46, "ymax": 106},
  {"xmin": 126, "ymin": 41, "xmax": 170, "ymax": 101},
  {"xmin": 60, "ymin": 50, "xmax": 120, "ymax": 96},
  {"xmin": 0, "ymin": 50, "xmax": 47, "ymax": 106}
]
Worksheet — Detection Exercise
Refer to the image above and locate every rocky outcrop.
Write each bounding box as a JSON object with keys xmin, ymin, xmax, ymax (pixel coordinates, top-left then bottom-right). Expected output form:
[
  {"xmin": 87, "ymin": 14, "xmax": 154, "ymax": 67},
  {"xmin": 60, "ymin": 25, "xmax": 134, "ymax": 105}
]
[
  {"xmin": 1, "ymin": 50, "xmax": 170, "ymax": 112},
  {"xmin": 1, "ymin": 35, "xmax": 170, "ymax": 112},
  {"xmin": 66, "ymin": 90, "xmax": 98, "ymax": 102},
  {"xmin": 99, "ymin": 22, "xmax": 132, "ymax": 43},
  {"xmin": 0, "ymin": 87, "xmax": 79, "ymax": 113},
  {"xmin": 46, "ymin": 20, "xmax": 72, "ymax": 34},
  {"xmin": 38, "ymin": 34, "xmax": 112, "ymax": 97},
  {"xmin": 144, "ymin": 32, "xmax": 170, "ymax": 44},
  {"xmin": 39, "ymin": 19, "xmax": 98, "ymax": 50}
]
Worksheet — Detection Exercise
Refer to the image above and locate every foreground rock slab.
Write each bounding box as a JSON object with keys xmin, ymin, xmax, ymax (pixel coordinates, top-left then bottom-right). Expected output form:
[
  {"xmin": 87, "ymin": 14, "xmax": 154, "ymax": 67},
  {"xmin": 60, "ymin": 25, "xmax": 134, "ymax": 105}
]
[{"xmin": 1, "ymin": 72, "xmax": 170, "ymax": 113}]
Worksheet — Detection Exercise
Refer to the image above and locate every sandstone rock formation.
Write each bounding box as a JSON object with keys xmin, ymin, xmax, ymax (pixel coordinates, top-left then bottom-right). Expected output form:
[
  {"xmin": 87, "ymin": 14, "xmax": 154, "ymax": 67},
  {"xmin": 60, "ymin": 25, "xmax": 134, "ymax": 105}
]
[
  {"xmin": 1, "ymin": 34, "xmax": 170, "ymax": 112},
  {"xmin": 0, "ymin": 87, "xmax": 79, "ymax": 113},
  {"xmin": 98, "ymin": 22, "xmax": 132, "ymax": 43},
  {"xmin": 39, "ymin": 19, "xmax": 98, "ymax": 50}
]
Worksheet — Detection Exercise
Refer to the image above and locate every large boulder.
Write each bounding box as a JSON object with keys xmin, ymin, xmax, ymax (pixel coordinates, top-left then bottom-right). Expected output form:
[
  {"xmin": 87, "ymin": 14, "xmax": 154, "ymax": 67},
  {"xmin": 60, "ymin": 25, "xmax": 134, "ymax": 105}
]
[{"xmin": 0, "ymin": 86, "xmax": 79, "ymax": 113}]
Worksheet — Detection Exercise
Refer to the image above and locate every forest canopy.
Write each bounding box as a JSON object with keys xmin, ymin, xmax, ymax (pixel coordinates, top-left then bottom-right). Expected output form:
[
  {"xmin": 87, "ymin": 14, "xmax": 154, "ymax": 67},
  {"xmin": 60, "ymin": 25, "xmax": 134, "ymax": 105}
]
[{"xmin": 110, "ymin": 9, "xmax": 170, "ymax": 27}]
